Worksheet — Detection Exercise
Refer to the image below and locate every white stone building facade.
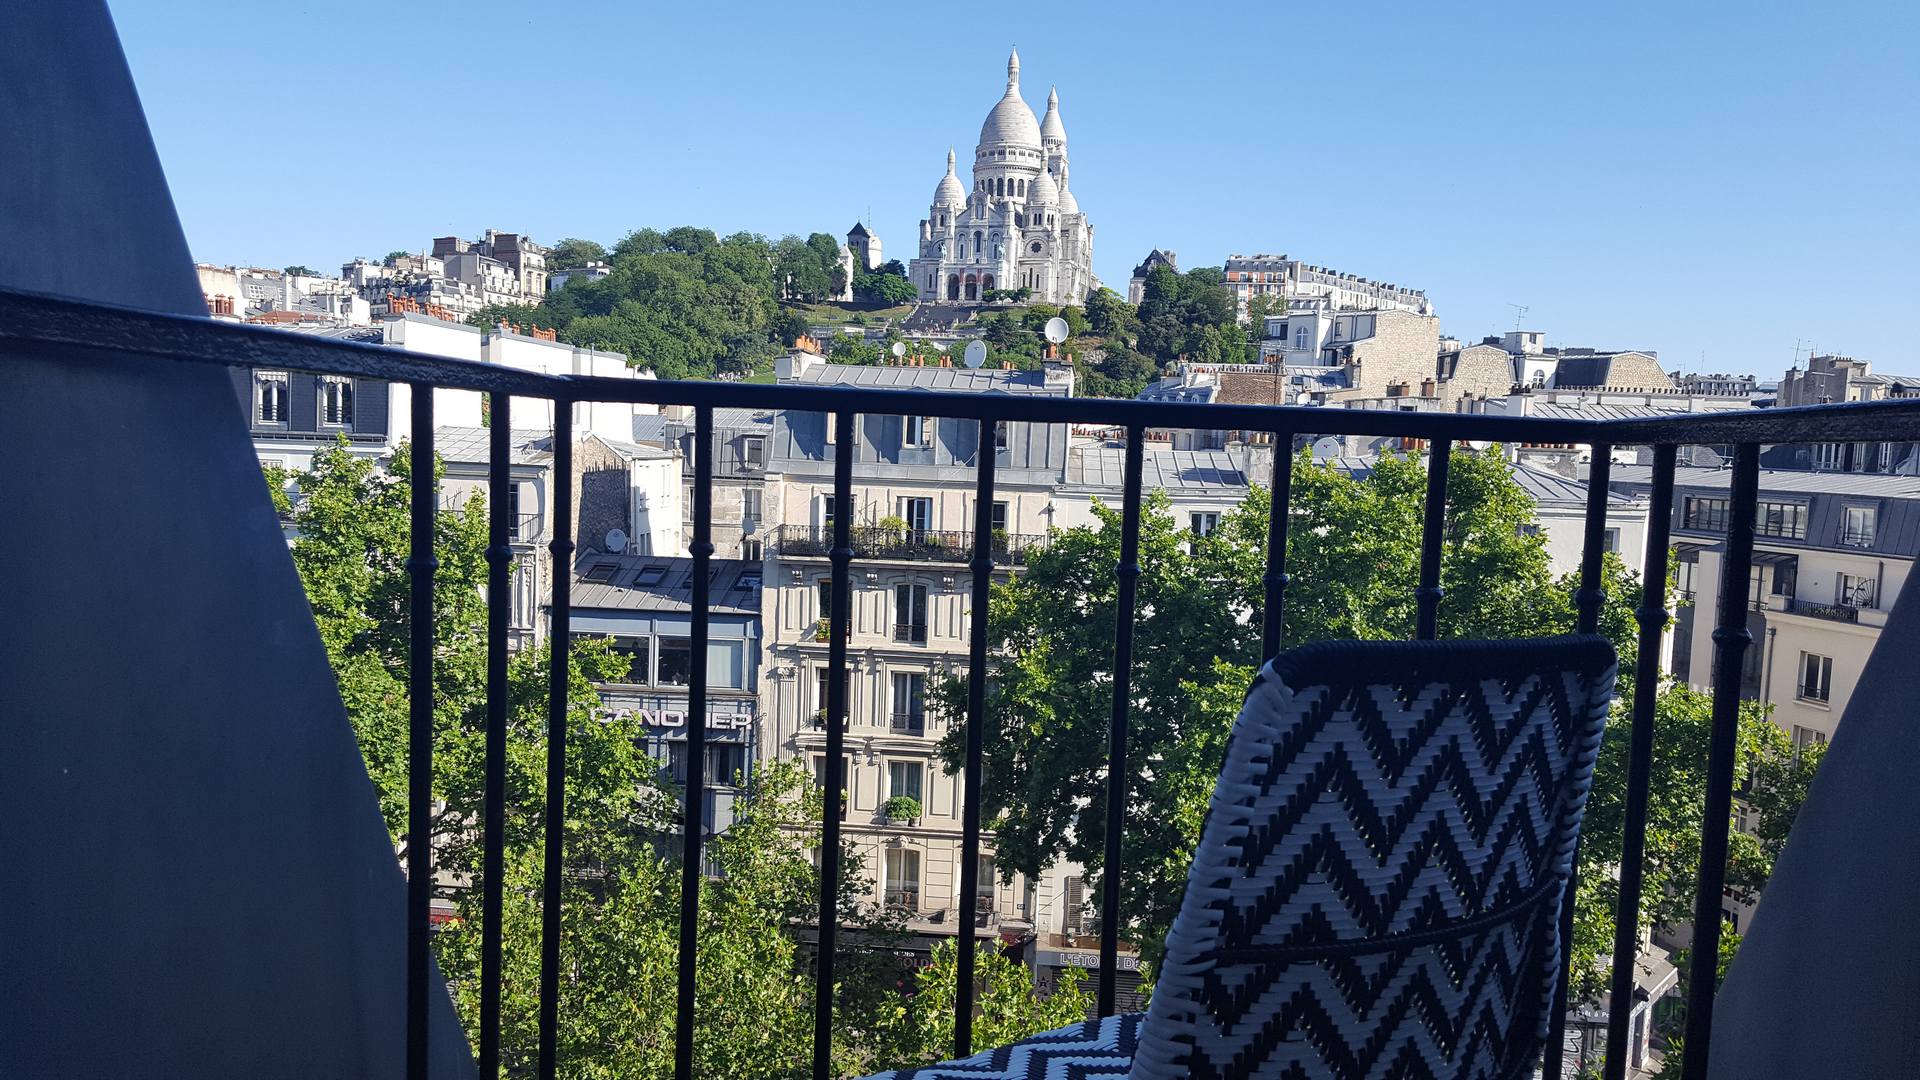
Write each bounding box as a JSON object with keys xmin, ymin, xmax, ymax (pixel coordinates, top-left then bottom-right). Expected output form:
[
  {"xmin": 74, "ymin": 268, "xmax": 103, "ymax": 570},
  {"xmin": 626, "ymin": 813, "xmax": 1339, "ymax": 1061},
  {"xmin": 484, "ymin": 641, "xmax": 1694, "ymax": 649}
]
[{"xmin": 909, "ymin": 50, "xmax": 1093, "ymax": 306}]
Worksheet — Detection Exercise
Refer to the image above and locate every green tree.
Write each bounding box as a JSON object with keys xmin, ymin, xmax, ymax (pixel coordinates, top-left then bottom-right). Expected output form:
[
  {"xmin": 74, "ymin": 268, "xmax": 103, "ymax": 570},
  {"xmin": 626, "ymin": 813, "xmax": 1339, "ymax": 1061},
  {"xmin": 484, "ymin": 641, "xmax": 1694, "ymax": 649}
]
[
  {"xmin": 934, "ymin": 448, "xmax": 1812, "ymax": 992},
  {"xmin": 1244, "ymin": 291, "xmax": 1287, "ymax": 330},
  {"xmin": 278, "ymin": 441, "xmax": 1068, "ymax": 1075},
  {"xmin": 471, "ymin": 229, "xmax": 789, "ymax": 379},
  {"xmin": 1134, "ymin": 265, "xmax": 1245, "ymax": 367},
  {"xmin": 1083, "ymin": 288, "xmax": 1135, "ymax": 339},
  {"xmin": 867, "ymin": 939, "xmax": 1092, "ymax": 1067},
  {"xmin": 284, "ymin": 264, "xmax": 318, "ymax": 277},
  {"xmin": 382, "ymin": 250, "xmax": 411, "ymax": 267},
  {"xmin": 546, "ymin": 237, "xmax": 608, "ymax": 269},
  {"xmin": 855, "ymin": 271, "xmax": 918, "ymax": 305},
  {"xmin": 261, "ymin": 461, "xmax": 294, "ymax": 517}
]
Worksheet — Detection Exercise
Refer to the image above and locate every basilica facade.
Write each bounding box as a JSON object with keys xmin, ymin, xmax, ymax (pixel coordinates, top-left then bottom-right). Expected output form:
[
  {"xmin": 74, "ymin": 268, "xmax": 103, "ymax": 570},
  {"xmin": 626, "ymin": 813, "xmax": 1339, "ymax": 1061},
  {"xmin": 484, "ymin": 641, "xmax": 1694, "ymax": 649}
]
[{"xmin": 909, "ymin": 49, "xmax": 1094, "ymax": 306}]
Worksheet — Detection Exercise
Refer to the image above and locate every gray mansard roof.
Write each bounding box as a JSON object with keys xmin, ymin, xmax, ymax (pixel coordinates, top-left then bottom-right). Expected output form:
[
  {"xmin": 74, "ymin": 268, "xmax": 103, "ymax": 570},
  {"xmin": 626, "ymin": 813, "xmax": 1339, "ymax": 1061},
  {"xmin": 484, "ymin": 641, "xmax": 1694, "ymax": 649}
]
[
  {"xmin": 434, "ymin": 426, "xmax": 552, "ymax": 466},
  {"xmin": 1065, "ymin": 447, "xmax": 1249, "ymax": 492},
  {"xmin": 571, "ymin": 555, "xmax": 761, "ymax": 615},
  {"xmin": 1608, "ymin": 465, "xmax": 1920, "ymax": 557},
  {"xmin": 632, "ymin": 409, "xmax": 773, "ymax": 443},
  {"xmin": 789, "ymin": 362, "xmax": 1066, "ymax": 396}
]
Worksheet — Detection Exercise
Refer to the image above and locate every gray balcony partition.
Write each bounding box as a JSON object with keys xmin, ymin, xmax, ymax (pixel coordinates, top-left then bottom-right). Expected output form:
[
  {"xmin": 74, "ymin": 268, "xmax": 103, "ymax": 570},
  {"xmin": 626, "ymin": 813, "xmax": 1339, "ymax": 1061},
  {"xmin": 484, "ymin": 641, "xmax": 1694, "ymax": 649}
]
[
  {"xmin": 0, "ymin": 5, "xmax": 473, "ymax": 1077},
  {"xmin": 1705, "ymin": 569, "xmax": 1920, "ymax": 1079}
]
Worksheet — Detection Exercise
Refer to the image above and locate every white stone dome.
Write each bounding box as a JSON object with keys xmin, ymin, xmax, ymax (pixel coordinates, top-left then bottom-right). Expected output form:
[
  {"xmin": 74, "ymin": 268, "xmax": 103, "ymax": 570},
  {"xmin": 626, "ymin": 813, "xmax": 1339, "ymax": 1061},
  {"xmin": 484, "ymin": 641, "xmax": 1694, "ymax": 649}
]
[
  {"xmin": 1057, "ymin": 184, "xmax": 1079, "ymax": 215},
  {"xmin": 1039, "ymin": 86, "xmax": 1066, "ymax": 146},
  {"xmin": 1026, "ymin": 166, "xmax": 1059, "ymax": 207},
  {"xmin": 933, "ymin": 149, "xmax": 966, "ymax": 208},
  {"xmin": 977, "ymin": 49, "xmax": 1042, "ymax": 151}
]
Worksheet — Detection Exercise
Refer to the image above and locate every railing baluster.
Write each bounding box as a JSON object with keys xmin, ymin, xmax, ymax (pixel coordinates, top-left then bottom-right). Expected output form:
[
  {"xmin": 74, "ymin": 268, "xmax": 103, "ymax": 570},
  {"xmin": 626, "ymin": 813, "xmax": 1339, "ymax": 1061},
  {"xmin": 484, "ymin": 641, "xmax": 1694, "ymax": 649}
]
[
  {"xmin": 1682, "ymin": 442, "xmax": 1760, "ymax": 1080},
  {"xmin": 1261, "ymin": 434, "xmax": 1294, "ymax": 664},
  {"xmin": 407, "ymin": 388, "xmax": 437, "ymax": 1080},
  {"xmin": 1576, "ymin": 446, "xmax": 1614, "ymax": 635},
  {"xmin": 1546, "ymin": 442, "xmax": 1615, "ymax": 1080},
  {"xmin": 1415, "ymin": 438, "xmax": 1452, "ymax": 640},
  {"xmin": 480, "ymin": 395, "xmax": 512, "ymax": 1080},
  {"xmin": 1604, "ymin": 444, "xmax": 1676, "ymax": 1080},
  {"xmin": 674, "ymin": 406, "xmax": 715, "ymax": 1080},
  {"xmin": 1098, "ymin": 424, "xmax": 1145, "ymax": 1016},
  {"xmin": 537, "ymin": 399, "xmax": 574, "ymax": 1080},
  {"xmin": 811, "ymin": 409, "xmax": 855, "ymax": 1080},
  {"xmin": 954, "ymin": 419, "xmax": 998, "ymax": 1057}
]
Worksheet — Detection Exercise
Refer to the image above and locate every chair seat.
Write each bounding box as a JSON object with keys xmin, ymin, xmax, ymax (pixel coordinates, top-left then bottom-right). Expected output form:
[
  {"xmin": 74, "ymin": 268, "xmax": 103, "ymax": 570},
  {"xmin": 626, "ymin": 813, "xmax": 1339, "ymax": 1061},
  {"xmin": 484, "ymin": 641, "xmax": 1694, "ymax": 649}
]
[{"xmin": 860, "ymin": 1014, "xmax": 1142, "ymax": 1079}]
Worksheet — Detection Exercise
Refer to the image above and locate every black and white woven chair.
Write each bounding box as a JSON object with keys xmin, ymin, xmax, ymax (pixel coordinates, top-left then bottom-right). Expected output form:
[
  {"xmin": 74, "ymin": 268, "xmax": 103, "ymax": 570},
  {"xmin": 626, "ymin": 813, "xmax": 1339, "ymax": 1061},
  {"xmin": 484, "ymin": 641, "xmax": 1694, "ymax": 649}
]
[{"xmin": 862, "ymin": 635, "xmax": 1616, "ymax": 1080}]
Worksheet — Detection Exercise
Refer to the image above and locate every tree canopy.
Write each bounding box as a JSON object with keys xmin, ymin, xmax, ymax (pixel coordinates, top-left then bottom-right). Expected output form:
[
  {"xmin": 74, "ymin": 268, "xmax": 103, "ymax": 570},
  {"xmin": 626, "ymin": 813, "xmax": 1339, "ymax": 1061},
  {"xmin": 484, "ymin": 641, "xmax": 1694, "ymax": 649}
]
[
  {"xmin": 275, "ymin": 441, "xmax": 1073, "ymax": 1076},
  {"xmin": 933, "ymin": 448, "xmax": 1819, "ymax": 995},
  {"xmin": 473, "ymin": 227, "xmax": 796, "ymax": 380},
  {"xmin": 855, "ymin": 270, "xmax": 918, "ymax": 305},
  {"xmin": 546, "ymin": 237, "xmax": 608, "ymax": 270}
]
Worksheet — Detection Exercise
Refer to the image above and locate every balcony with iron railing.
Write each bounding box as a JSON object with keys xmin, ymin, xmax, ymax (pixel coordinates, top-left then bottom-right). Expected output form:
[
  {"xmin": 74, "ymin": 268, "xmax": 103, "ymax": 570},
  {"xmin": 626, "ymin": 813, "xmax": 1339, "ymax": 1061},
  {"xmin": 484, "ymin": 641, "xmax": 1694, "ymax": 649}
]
[
  {"xmin": 1785, "ymin": 598, "xmax": 1862, "ymax": 624},
  {"xmin": 774, "ymin": 524, "xmax": 1045, "ymax": 566},
  {"xmin": 888, "ymin": 712, "xmax": 926, "ymax": 736},
  {"xmin": 13, "ymin": 281, "xmax": 1920, "ymax": 1080}
]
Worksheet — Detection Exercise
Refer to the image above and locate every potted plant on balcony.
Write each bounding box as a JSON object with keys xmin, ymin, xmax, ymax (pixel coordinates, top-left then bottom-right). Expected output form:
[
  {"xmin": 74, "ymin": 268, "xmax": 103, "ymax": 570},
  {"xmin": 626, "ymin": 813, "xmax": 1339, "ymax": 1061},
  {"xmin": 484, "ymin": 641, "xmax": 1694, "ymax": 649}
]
[
  {"xmin": 813, "ymin": 618, "xmax": 830, "ymax": 642},
  {"xmin": 883, "ymin": 795, "xmax": 921, "ymax": 825}
]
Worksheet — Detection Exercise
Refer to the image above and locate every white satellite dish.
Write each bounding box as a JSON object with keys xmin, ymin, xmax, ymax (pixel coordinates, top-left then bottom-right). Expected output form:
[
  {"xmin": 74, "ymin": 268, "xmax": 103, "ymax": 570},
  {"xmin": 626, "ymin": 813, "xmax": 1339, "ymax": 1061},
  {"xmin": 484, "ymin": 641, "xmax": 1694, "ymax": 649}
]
[
  {"xmin": 1465, "ymin": 439, "xmax": 1492, "ymax": 451},
  {"xmin": 1294, "ymin": 391, "xmax": 1312, "ymax": 406},
  {"xmin": 604, "ymin": 528, "xmax": 627, "ymax": 553},
  {"xmin": 1043, "ymin": 316, "xmax": 1069, "ymax": 344},
  {"xmin": 1310, "ymin": 436, "xmax": 1342, "ymax": 463},
  {"xmin": 963, "ymin": 340, "xmax": 987, "ymax": 369},
  {"xmin": 890, "ymin": 341, "xmax": 907, "ymax": 358}
]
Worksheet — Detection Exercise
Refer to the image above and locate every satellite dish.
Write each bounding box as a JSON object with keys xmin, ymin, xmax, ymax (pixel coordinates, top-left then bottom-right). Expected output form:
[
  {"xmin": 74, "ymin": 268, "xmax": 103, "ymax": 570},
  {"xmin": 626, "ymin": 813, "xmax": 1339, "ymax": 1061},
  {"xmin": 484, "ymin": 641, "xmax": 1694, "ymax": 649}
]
[
  {"xmin": 1690, "ymin": 446, "xmax": 1724, "ymax": 469},
  {"xmin": 1043, "ymin": 316, "xmax": 1069, "ymax": 344},
  {"xmin": 605, "ymin": 528, "xmax": 627, "ymax": 553},
  {"xmin": 1294, "ymin": 391, "xmax": 1312, "ymax": 406},
  {"xmin": 1310, "ymin": 436, "xmax": 1342, "ymax": 463},
  {"xmin": 890, "ymin": 341, "xmax": 907, "ymax": 358},
  {"xmin": 1465, "ymin": 439, "xmax": 1492, "ymax": 451},
  {"xmin": 963, "ymin": 340, "xmax": 987, "ymax": 369}
]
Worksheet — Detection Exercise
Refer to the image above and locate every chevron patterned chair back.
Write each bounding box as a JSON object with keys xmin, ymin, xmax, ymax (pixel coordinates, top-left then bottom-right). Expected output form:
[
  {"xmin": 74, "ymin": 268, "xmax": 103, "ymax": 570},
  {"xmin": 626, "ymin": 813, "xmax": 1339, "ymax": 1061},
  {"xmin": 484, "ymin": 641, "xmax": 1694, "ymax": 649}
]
[{"xmin": 859, "ymin": 634, "xmax": 1616, "ymax": 1080}]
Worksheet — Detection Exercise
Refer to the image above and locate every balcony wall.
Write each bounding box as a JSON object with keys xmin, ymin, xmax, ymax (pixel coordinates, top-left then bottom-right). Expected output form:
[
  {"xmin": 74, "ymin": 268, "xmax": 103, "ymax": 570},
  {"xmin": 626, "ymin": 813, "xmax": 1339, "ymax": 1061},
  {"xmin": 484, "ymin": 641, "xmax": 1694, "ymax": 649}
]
[{"xmin": 0, "ymin": 5, "xmax": 471, "ymax": 1076}]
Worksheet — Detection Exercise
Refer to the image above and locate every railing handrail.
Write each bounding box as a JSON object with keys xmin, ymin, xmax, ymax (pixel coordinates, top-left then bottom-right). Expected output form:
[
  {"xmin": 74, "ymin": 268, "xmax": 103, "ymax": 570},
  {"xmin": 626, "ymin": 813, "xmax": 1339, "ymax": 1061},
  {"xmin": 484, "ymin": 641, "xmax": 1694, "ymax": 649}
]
[{"xmin": 22, "ymin": 285, "xmax": 1920, "ymax": 445}]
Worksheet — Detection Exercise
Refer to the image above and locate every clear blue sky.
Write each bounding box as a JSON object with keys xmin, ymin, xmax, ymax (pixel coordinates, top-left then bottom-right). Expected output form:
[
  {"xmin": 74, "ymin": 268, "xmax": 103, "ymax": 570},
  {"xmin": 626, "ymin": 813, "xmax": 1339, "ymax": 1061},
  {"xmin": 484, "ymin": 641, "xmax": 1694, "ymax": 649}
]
[{"xmin": 113, "ymin": 0, "xmax": 1916, "ymax": 378}]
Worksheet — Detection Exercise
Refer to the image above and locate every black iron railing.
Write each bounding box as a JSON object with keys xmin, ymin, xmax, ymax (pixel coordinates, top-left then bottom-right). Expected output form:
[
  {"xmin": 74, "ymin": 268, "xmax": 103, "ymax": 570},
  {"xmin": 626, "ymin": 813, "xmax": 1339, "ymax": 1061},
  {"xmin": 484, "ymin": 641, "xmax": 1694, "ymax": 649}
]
[
  {"xmin": 13, "ymin": 284, "xmax": 1920, "ymax": 1080},
  {"xmin": 892, "ymin": 622, "xmax": 928, "ymax": 644},
  {"xmin": 1787, "ymin": 599, "xmax": 1861, "ymax": 623},
  {"xmin": 775, "ymin": 523, "xmax": 1045, "ymax": 565},
  {"xmin": 889, "ymin": 712, "xmax": 926, "ymax": 735}
]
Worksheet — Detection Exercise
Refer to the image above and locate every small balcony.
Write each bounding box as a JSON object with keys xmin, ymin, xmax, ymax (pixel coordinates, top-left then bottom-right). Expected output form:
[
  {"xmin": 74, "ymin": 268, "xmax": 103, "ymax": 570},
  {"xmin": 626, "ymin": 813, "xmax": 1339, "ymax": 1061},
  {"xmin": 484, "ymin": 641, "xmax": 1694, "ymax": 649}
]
[
  {"xmin": 888, "ymin": 712, "xmax": 926, "ymax": 736},
  {"xmin": 1786, "ymin": 599, "xmax": 1862, "ymax": 623},
  {"xmin": 892, "ymin": 621, "xmax": 928, "ymax": 644},
  {"xmin": 773, "ymin": 524, "xmax": 1044, "ymax": 565}
]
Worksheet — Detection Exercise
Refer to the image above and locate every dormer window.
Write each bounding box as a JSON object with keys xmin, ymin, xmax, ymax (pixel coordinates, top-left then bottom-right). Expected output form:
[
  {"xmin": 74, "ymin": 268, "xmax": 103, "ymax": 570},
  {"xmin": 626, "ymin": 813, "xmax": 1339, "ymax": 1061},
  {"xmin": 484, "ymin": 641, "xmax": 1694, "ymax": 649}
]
[
  {"xmin": 254, "ymin": 371, "xmax": 288, "ymax": 426},
  {"xmin": 318, "ymin": 376, "xmax": 354, "ymax": 427}
]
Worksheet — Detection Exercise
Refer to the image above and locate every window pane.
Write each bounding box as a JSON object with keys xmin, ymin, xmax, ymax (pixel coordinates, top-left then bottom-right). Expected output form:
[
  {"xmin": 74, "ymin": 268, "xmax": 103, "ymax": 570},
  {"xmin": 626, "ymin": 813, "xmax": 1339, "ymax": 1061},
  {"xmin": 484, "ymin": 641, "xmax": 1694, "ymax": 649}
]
[{"xmin": 657, "ymin": 636, "xmax": 692, "ymax": 685}]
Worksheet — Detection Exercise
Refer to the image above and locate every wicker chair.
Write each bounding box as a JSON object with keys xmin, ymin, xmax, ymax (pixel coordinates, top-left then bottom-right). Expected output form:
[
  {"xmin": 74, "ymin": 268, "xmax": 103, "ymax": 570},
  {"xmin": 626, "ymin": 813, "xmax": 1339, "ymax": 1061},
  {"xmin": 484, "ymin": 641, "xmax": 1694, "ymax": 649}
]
[{"xmin": 861, "ymin": 635, "xmax": 1616, "ymax": 1080}]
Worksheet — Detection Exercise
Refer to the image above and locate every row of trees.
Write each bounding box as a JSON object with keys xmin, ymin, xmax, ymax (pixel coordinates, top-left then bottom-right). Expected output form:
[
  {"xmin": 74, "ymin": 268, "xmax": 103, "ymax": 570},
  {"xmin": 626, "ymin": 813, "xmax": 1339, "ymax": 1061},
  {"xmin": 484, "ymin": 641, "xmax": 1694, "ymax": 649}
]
[
  {"xmin": 933, "ymin": 448, "xmax": 1823, "ymax": 1004},
  {"xmin": 468, "ymin": 227, "xmax": 852, "ymax": 380},
  {"xmin": 283, "ymin": 441, "xmax": 1080, "ymax": 1077}
]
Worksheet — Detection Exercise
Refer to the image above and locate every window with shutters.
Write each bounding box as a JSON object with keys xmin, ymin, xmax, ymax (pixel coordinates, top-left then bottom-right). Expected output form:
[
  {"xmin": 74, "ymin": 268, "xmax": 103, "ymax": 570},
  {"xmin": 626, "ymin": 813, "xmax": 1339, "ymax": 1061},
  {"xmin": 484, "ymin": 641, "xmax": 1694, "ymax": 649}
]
[
  {"xmin": 255, "ymin": 372, "xmax": 289, "ymax": 426},
  {"xmin": 318, "ymin": 376, "xmax": 354, "ymax": 427}
]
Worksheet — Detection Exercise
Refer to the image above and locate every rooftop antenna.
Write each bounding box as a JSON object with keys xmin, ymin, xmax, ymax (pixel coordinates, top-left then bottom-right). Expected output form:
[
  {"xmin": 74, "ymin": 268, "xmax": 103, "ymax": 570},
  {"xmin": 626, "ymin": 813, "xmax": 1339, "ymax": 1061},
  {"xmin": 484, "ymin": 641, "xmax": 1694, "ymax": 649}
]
[{"xmin": 1507, "ymin": 304, "xmax": 1530, "ymax": 332}]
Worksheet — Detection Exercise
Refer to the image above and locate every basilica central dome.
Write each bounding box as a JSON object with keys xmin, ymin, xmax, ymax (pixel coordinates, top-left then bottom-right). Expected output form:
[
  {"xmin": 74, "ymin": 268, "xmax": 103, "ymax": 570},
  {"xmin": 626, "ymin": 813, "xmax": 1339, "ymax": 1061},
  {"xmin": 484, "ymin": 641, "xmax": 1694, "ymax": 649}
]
[{"xmin": 977, "ymin": 48, "xmax": 1042, "ymax": 152}]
